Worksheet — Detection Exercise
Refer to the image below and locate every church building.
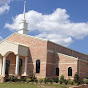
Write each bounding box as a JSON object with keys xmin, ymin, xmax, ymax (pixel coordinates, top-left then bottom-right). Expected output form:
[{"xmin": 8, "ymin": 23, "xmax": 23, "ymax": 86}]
[{"xmin": 0, "ymin": 2, "xmax": 88, "ymax": 82}]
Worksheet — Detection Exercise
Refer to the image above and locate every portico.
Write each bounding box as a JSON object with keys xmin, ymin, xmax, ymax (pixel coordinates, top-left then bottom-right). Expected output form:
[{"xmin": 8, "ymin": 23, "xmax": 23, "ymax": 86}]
[{"xmin": 0, "ymin": 40, "xmax": 29, "ymax": 78}]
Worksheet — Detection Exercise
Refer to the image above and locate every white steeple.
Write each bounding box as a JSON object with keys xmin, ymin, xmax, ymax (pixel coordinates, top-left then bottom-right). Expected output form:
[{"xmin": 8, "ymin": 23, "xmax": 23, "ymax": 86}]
[{"xmin": 18, "ymin": 0, "xmax": 29, "ymax": 35}]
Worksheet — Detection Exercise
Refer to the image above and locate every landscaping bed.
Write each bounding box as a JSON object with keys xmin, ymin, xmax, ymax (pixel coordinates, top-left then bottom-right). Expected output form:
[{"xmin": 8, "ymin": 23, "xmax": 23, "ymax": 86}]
[{"xmin": 2, "ymin": 73, "xmax": 88, "ymax": 88}]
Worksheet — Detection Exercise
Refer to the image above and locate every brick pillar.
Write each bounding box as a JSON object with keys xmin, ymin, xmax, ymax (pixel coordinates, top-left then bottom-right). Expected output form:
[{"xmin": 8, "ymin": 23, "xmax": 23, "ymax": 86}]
[
  {"xmin": 15, "ymin": 55, "xmax": 19, "ymax": 75},
  {"xmin": 24, "ymin": 57, "xmax": 28, "ymax": 76}
]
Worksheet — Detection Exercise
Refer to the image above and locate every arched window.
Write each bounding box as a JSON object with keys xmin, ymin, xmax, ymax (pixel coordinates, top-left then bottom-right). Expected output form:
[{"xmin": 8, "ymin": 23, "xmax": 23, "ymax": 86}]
[
  {"xmin": 68, "ymin": 67, "xmax": 72, "ymax": 76},
  {"xmin": 36, "ymin": 60, "xmax": 40, "ymax": 73},
  {"xmin": 56, "ymin": 67, "xmax": 59, "ymax": 76}
]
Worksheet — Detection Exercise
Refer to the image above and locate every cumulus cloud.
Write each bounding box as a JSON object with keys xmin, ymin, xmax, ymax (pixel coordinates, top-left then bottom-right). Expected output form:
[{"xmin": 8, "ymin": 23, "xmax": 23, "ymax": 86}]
[
  {"xmin": 0, "ymin": 0, "xmax": 10, "ymax": 14},
  {"xmin": 0, "ymin": 0, "xmax": 10, "ymax": 5},
  {"xmin": 0, "ymin": 4, "xmax": 10, "ymax": 14},
  {"xmin": 4, "ymin": 8, "xmax": 88, "ymax": 46}
]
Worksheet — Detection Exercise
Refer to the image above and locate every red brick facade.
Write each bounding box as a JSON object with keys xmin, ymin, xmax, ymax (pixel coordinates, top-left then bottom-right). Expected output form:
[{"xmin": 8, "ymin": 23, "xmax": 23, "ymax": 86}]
[
  {"xmin": 3, "ymin": 33, "xmax": 88, "ymax": 80},
  {"xmin": 7, "ymin": 33, "xmax": 47, "ymax": 78}
]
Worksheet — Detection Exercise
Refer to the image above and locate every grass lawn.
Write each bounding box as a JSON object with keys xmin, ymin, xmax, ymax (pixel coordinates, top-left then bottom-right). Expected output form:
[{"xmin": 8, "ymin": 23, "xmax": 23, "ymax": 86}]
[{"xmin": 0, "ymin": 83, "xmax": 71, "ymax": 88}]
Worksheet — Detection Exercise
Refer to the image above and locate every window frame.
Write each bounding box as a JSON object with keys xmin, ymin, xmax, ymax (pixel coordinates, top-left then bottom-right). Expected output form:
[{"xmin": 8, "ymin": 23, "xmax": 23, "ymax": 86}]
[
  {"xmin": 68, "ymin": 67, "xmax": 72, "ymax": 76},
  {"xmin": 36, "ymin": 59, "xmax": 40, "ymax": 73},
  {"xmin": 56, "ymin": 67, "xmax": 59, "ymax": 76}
]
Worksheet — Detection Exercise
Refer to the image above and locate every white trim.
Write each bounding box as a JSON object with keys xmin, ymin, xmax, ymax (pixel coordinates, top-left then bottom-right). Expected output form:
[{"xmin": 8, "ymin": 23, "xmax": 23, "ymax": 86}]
[
  {"xmin": 15, "ymin": 32, "xmax": 47, "ymax": 42},
  {"xmin": 79, "ymin": 59, "xmax": 88, "ymax": 63},
  {"xmin": 59, "ymin": 63, "xmax": 77, "ymax": 64},
  {"xmin": 0, "ymin": 33, "xmax": 16, "ymax": 44},
  {"xmin": 0, "ymin": 32, "xmax": 47, "ymax": 47},
  {"xmin": 47, "ymin": 49, "xmax": 78, "ymax": 60},
  {"xmin": 47, "ymin": 63, "xmax": 59, "ymax": 65},
  {"xmin": 4, "ymin": 40, "xmax": 29, "ymax": 48},
  {"xmin": 48, "ymin": 41, "xmax": 88, "ymax": 56},
  {"xmin": 47, "ymin": 49, "xmax": 88, "ymax": 63}
]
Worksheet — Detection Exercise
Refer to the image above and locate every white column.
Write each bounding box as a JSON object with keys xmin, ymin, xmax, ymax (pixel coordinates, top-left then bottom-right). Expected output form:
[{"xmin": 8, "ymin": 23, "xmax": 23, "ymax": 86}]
[
  {"xmin": 2, "ymin": 56, "xmax": 6, "ymax": 76},
  {"xmin": 24, "ymin": 57, "xmax": 28, "ymax": 76},
  {"xmin": 0, "ymin": 59, "xmax": 2, "ymax": 75},
  {"xmin": 15, "ymin": 55, "xmax": 19, "ymax": 75}
]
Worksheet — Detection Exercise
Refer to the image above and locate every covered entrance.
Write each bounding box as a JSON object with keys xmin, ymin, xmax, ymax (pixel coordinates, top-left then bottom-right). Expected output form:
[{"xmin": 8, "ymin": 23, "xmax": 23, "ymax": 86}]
[{"xmin": 0, "ymin": 40, "xmax": 29, "ymax": 78}]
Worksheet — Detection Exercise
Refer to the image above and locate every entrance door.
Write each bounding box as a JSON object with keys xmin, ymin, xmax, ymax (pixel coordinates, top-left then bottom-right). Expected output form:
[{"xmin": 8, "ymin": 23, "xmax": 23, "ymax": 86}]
[
  {"xmin": 5, "ymin": 60, "xmax": 10, "ymax": 76},
  {"xmin": 19, "ymin": 59, "xmax": 22, "ymax": 75}
]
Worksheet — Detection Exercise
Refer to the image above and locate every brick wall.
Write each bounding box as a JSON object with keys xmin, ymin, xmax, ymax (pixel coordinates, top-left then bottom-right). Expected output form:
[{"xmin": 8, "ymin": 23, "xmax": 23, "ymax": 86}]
[
  {"xmin": 7, "ymin": 33, "xmax": 47, "ymax": 78},
  {"xmin": 6, "ymin": 33, "xmax": 88, "ymax": 80},
  {"xmin": 47, "ymin": 41, "xmax": 79, "ymax": 79},
  {"xmin": 6, "ymin": 53, "xmax": 16, "ymax": 75},
  {"xmin": 47, "ymin": 41, "xmax": 88, "ymax": 61},
  {"xmin": 46, "ymin": 50, "xmax": 78, "ymax": 79},
  {"xmin": 47, "ymin": 41, "xmax": 88, "ymax": 80},
  {"xmin": 59, "ymin": 54, "xmax": 77, "ymax": 79},
  {"xmin": 78, "ymin": 60, "xmax": 88, "ymax": 80}
]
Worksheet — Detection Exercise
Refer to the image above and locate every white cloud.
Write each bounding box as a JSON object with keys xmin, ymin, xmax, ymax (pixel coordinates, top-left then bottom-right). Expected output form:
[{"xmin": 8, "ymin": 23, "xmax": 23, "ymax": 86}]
[
  {"xmin": 0, "ymin": 4, "xmax": 10, "ymax": 14},
  {"xmin": 0, "ymin": 0, "xmax": 10, "ymax": 5},
  {"xmin": 4, "ymin": 8, "xmax": 88, "ymax": 46},
  {"xmin": 0, "ymin": 0, "xmax": 10, "ymax": 14}
]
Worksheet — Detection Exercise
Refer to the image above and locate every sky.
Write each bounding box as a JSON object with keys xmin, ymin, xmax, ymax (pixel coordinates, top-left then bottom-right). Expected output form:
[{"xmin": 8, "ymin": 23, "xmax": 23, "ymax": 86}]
[{"xmin": 0, "ymin": 0, "xmax": 88, "ymax": 54}]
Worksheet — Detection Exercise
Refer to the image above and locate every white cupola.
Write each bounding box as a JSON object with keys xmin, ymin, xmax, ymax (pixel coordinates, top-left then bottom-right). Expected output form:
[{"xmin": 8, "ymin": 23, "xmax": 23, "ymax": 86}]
[{"xmin": 18, "ymin": 1, "xmax": 29, "ymax": 35}]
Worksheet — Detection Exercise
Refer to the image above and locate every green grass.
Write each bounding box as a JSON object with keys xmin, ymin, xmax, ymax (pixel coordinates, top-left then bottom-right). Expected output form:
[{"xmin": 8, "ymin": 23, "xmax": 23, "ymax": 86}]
[
  {"xmin": 44, "ymin": 84, "xmax": 69, "ymax": 88},
  {"xmin": 0, "ymin": 83, "xmax": 40, "ymax": 88},
  {"xmin": 0, "ymin": 83, "xmax": 70, "ymax": 88}
]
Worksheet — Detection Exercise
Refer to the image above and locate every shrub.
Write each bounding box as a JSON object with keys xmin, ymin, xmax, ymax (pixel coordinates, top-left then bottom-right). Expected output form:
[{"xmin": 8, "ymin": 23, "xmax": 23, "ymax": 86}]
[
  {"xmin": 39, "ymin": 78, "xmax": 43, "ymax": 84},
  {"xmin": 10, "ymin": 76, "xmax": 15, "ymax": 82},
  {"xmin": 44, "ymin": 78, "xmax": 48, "ymax": 84},
  {"xmin": 52, "ymin": 77, "xmax": 58, "ymax": 83},
  {"xmin": 83, "ymin": 78, "xmax": 88, "ymax": 84},
  {"xmin": 8, "ymin": 76, "xmax": 18, "ymax": 82},
  {"xmin": 74, "ymin": 73, "xmax": 79, "ymax": 83},
  {"xmin": 60, "ymin": 75, "xmax": 64, "ymax": 82},
  {"xmin": 5, "ymin": 77, "xmax": 10, "ymax": 82},
  {"xmin": 77, "ymin": 80, "xmax": 80, "ymax": 85},
  {"xmin": 64, "ymin": 79, "xmax": 68, "ymax": 85},
  {"xmin": 20, "ymin": 77, "xmax": 26, "ymax": 82},
  {"xmin": 59, "ymin": 80, "xmax": 63, "ymax": 84},
  {"xmin": 31, "ymin": 77, "xmax": 34, "ymax": 82},
  {"xmin": 34, "ymin": 77, "xmax": 38, "ymax": 83},
  {"xmin": 67, "ymin": 79, "xmax": 74, "ymax": 85},
  {"xmin": 26, "ymin": 78, "xmax": 31, "ymax": 83},
  {"xmin": 86, "ymin": 75, "xmax": 88, "ymax": 79},
  {"xmin": 14, "ymin": 76, "xmax": 18, "ymax": 82},
  {"xmin": 49, "ymin": 78, "xmax": 54, "ymax": 84}
]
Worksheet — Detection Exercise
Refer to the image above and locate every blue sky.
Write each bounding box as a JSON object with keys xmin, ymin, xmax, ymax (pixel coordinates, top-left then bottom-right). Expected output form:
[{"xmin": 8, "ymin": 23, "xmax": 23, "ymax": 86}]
[{"xmin": 0, "ymin": 0, "xmax": 88, "ymax": 54}]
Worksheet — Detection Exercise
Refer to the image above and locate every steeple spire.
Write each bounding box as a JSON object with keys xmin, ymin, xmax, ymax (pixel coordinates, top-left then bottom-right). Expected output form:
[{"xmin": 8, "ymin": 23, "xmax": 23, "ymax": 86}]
[
  {"xmin": 23, "ymin": 0, "xmax": 26, "ymax": 20},
  {"xmin": 18, "ymin": 0, "xmax": 29, "ymax": 35}
]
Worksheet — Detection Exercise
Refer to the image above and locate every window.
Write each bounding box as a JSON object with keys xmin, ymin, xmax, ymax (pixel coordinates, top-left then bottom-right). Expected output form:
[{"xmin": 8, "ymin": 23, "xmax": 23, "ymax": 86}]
[
  {"xmin": 36, "ymin": 60, "xmax": 40, "ymax": 73},
  {"xmin": 5, "ymin": 60, "xmax": 10, "ymax": 76},
  {"xmin": 19, "ymin": 59, "xmax": 22, "ymax": 75},
  {"xmin": 68, "ymin": 67, "xmax": 72, "ymax": 76},
  {"xmin": 56, "ymin": 67, "xmax": 59, "ymax": 76}
]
